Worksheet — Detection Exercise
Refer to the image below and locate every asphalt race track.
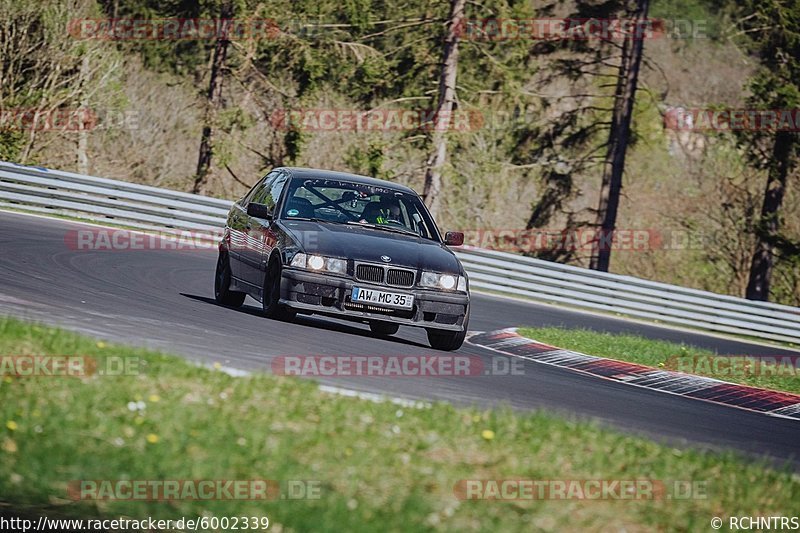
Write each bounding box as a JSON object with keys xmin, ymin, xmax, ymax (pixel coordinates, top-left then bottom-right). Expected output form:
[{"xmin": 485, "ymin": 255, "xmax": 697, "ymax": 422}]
[{"xmin": 1, "ymin": 210, "xmax": 798, "ymax": 467}]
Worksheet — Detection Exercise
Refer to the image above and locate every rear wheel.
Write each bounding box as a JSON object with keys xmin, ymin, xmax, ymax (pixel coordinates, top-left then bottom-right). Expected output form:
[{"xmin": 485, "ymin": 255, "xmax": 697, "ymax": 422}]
[
  {"xmin": 262, "ymin": 258, "xmax": 295, "ymax": 321},
  {"xmin": 369, "ymin": 321, "xmax": 399, "ymax": 336},
  {"xmin": 214, "ymin": 251, "xmax": 246, "ymax": 307}
]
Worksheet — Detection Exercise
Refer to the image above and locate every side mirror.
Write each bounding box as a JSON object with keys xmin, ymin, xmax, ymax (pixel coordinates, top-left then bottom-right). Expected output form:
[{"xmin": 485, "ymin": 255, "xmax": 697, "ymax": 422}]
[
  {"xmin": 247, "ymin": 202, "xmax": 273, "ymax": 220},
  {"xmin": 444, "ymin": 231, "xmax": 464, "ymax": 246}
]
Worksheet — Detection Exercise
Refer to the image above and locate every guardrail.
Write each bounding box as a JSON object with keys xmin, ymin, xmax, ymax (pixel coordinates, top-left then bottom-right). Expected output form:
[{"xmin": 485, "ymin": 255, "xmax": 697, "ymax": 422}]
[
  {"xmin": 0, "ymin": 161, "xmax": 230, "ymax": 232},
  {"xmin": 1, "ymin": 161, "xmax": 798, "ymax": 344}
]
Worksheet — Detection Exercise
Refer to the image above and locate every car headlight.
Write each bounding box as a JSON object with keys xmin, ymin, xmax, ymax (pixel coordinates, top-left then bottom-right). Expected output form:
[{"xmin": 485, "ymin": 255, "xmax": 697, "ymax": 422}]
[
  {"xmin": 290, "ymin": 253, "xmax": 347, "ymax": 274},
  {"xmin": 290, "ymin": 253, "xmax": 308, "ymax": 268},
  {"xmin": 323, "ymin": 257, "xmax": 347, "ymax": 274},
  {"xmin": 457, "ymin": 276, "xmax": 467, "ymax": 292},
  {"xmin": 308, "ymin": 255, "xmax": 325, "ymax": 270},
  {"xmin": 420, "ymin": 271, "xmax": 460, "ymax": 290}
]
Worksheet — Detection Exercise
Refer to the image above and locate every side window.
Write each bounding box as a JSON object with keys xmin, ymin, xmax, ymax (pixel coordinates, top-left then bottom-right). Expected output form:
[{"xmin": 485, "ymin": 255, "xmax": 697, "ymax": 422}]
[
  {"xmin": 252, "ymin": 171, "xmax": 289, "ymax": 212},
  {"xmin": 243, "ymin": 171, "xmax": 279, "ymax": 206}
]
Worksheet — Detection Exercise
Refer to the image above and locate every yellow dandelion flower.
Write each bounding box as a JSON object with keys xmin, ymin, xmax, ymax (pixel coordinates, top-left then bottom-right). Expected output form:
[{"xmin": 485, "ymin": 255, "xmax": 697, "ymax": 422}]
[
  {"xmin": 481, "ymin": 429, "xmax": 495, "ymax": 441},
  {"xmin": 146, "ymin": 433, "xmax": 159, "ymax": 444},
  {"xmin": 6, "ymin": 421, "xmax": 18, "ymax": 431},
  {"xmin": 96, "ymin": 341, "xmax": 107, "ymax": 349},
  {"xmin": 472, "ymin": 415, "xmax": 481, "ymax": 423},
  {"xmin": 148, "ymin": 394, "xmax": 160, "ymax": 403},
  {"xmin": 213, "ymin": 362, "xmax": 222, "ymax": 370}
]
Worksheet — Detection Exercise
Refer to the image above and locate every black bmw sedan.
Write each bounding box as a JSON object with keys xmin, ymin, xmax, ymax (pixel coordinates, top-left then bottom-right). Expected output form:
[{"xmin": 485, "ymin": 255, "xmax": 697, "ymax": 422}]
[{"xmin": 214, "ymin": 167, "xmax": 470, "ymax": 350}]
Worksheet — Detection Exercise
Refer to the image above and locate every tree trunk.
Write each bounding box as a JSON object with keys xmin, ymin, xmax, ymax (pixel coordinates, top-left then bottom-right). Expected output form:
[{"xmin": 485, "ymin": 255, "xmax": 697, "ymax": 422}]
[
  {"xmin": 193, "ymin": 0, "xmax": 233, "ymax": 195},
  {"xmin": 588, "ymin": 0, "xmax": 649, "ymax": 272},
  {"xmin": 422, "ymin": 0, "xmax": 465, "ymax": 220},
  {"xmin": 77, "ymin": 54, "xmax": 90, "ymax": 175},
  {"xmin": 745, "ymin": 130, "xmax": 793, "ymax": 301}
]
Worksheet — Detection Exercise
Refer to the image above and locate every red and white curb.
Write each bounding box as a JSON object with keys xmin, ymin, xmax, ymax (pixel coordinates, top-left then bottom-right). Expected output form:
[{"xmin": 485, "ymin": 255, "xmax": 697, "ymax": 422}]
[{"xmin": 468, "ymin": 328, "xmax": 800, "ymax": 421}]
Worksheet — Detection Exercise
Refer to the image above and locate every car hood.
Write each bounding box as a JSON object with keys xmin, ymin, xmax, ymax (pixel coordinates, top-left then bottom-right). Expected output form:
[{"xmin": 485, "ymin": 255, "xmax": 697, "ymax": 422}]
[{"xmin": 282, "ymin": 220, "xmax": 462, "ymax": 274}]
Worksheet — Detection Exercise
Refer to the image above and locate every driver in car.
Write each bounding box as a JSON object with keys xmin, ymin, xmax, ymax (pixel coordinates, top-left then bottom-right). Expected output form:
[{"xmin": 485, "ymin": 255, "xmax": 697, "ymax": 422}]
[
  {"xmin": 359, "ymin": 197, "xmax": 402, "ymax": 225},
  {"xmin": 375, "ymin": 202, "xmax": 401, "ymax": 225}
]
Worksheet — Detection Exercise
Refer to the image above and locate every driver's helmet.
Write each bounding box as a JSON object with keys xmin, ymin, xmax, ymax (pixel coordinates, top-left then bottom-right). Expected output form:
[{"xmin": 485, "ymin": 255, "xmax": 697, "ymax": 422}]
[{"xmin": 375, "ymin": 198, "xmax": 401, "ymax": 224}]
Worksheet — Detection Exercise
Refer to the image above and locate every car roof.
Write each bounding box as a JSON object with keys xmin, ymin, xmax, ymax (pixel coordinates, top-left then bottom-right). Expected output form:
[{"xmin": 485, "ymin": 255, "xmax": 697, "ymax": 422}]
[{"xmin": 278, "ymin": 167, "xmax": 418, "ymax": 195}]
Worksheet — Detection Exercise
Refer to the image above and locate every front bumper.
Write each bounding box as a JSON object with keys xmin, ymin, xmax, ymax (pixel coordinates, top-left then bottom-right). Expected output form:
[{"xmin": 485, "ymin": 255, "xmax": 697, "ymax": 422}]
[{"xmin": 280, "ymin": 268, "xmax": 469, "ymax": 331}]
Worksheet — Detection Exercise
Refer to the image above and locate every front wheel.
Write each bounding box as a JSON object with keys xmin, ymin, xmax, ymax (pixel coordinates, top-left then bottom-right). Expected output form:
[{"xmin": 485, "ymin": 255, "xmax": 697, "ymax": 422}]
[
  {"xmin": 262, "ymin": 258, "xmax": 295, "ymax": 321},
  {"xmin": 214, "ymin": 251, "xmax": 246, "ymax": 307},
  {"xmin": 369, "ymin": 321, "xmax": 399, "ymax": 336},
  {"xmin": 426, "ymin": 309, "xmax": 469, "ymax": 351},
  {"xmin": 426, "ymin": 328, "xmax": 466, "ymax": 351}
]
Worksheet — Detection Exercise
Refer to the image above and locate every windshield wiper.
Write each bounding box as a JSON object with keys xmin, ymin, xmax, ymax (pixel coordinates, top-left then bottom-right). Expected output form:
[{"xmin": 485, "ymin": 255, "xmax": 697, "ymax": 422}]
[
  {"xmin": 287, "ymin": 217, "xmax": 349, "ymax": 224},
  {"xmin": 345, "ymin": 221, "xmax": 420, "ymax": 237}
]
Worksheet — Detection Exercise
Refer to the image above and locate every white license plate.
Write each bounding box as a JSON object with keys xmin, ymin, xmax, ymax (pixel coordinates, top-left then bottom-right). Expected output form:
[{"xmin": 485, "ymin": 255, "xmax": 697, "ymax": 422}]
[{"xmin": 351, "ymin": 286, "xmax": 414, "ymax": 309}]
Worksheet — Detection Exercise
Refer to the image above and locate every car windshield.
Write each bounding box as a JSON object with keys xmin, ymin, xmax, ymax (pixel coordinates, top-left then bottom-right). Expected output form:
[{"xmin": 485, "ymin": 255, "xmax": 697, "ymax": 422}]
[{"xmin": 279, "ymin": 177, "xmax": 440, "ymax": 241}]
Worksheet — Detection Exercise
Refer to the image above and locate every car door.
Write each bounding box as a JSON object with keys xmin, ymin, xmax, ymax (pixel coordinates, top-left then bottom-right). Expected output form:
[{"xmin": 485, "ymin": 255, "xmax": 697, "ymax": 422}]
[
  {"xmin": 242, "ymin": 170, "xmax": 290, "ymax": 287},
  {"xmin": 229, "ymin": 172, "xmax": 278, "ymax": 283}
]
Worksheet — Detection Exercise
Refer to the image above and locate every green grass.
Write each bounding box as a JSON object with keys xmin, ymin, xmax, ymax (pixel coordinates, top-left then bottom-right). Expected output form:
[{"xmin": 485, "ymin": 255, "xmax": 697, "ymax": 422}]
[
  {"xmin": 1, "ymin": 317, "xmax": 798, "ymax": 532},
  {"xmin": 519, "ymin": 327, "xmax": 800, "ymax": 394}
]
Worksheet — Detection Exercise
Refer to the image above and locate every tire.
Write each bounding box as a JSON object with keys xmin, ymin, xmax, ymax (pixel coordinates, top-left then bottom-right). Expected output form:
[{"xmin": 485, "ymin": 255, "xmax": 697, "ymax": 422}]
[
  {"xmin": 214, "ymin": 251, "xmax": 246, "ymax": 307},
  {"xmin": 426, "ymin": 308, "xmax": 469, "ymax": 351},
  {"xmin": 262, "ymin": 257, "xmax": 295, "ymax": 321},
  {"xmin": 426, "ymin": 328, "xmax": 466, "ymax": 351},
  {"xmin": 369, "ymin": 321, "xmax": 399, "ymax": 336}
]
